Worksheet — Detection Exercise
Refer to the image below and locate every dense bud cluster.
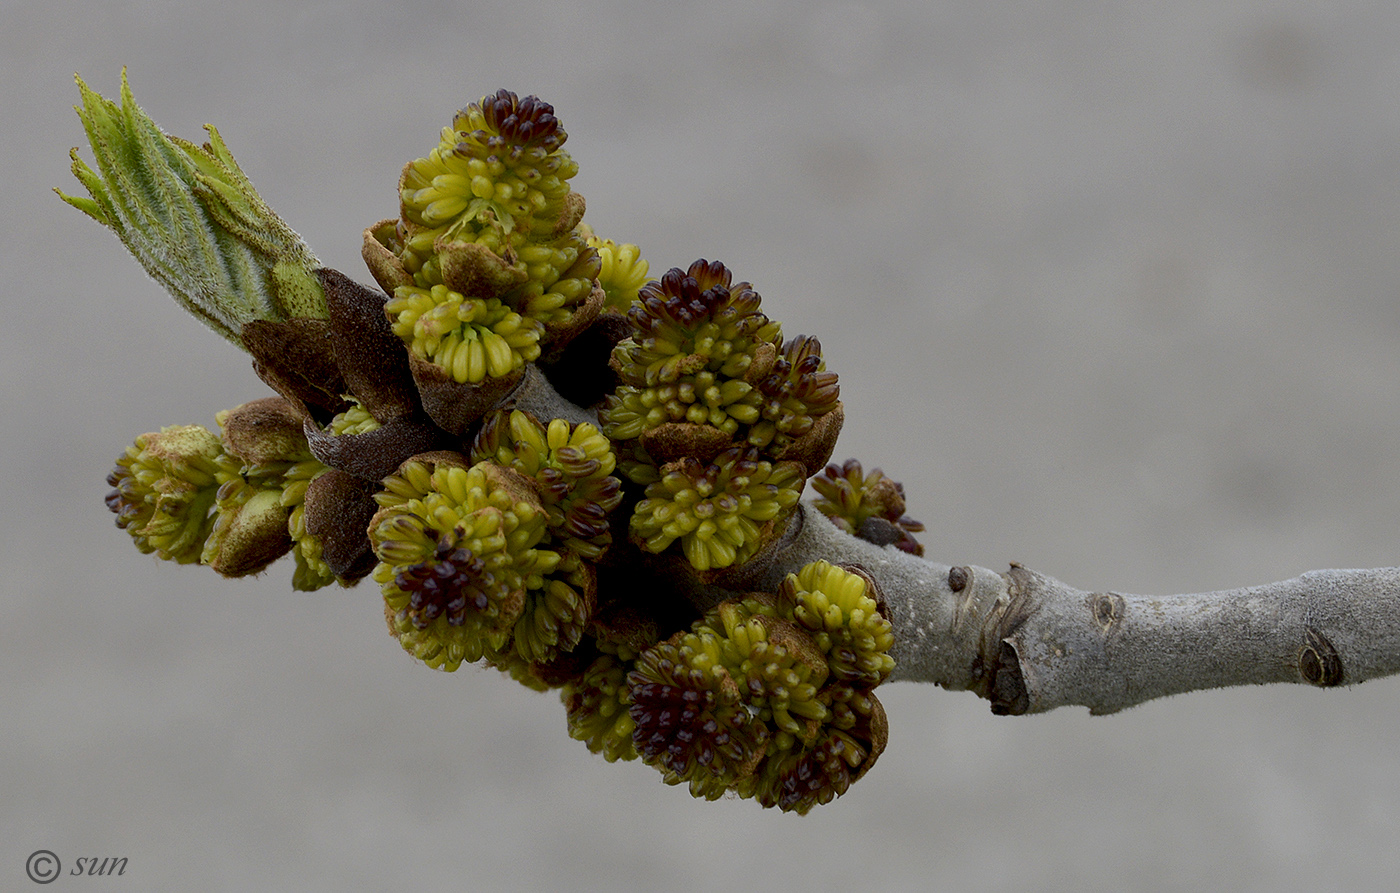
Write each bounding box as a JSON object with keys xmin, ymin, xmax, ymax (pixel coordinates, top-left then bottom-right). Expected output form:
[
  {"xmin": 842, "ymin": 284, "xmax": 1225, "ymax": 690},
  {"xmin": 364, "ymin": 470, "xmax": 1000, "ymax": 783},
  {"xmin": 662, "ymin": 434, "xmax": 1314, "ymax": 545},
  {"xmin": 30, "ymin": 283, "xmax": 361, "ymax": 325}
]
[
  {"xmin": 105, "ymin": 425, "xmax": 236, "ymax": 564},
  {"xmin": 369, "ymin": 89, "xmax": 602, "ymax": 386},
  {"xmin": 562, "ymin": 643, "xmax": 640, "ymax": 763},
  {"xmin": 600, "ymin": 260, "xmax": 782, "ymax": 453},
  {"xmin": 625, "ymin": 563, "xmax": 893, "ymax": 813},
  {"xmin": 106, "ymin": 402, "xmax": 340, "ymax": 584},
  {"xmin": 399, "ymin": 90, "xmax": 578, "ymax": 258},
  {"xmin": 811, "ymin": 458, "xmax": 925, "ymax": 555},
  {"xmin": 582, "ymin": 227, "xmax": 650, "ymax": 313},
  {"xmin": 630, "ymin": 447, "xmax": 805, "ymax": 571},
  {"xmin": 79, "ymin": 80, "xmax": 922, "ymax": 813},
  {"xmin": 370, "ymin": 457, "xmax": 589, "ymax": 670}
]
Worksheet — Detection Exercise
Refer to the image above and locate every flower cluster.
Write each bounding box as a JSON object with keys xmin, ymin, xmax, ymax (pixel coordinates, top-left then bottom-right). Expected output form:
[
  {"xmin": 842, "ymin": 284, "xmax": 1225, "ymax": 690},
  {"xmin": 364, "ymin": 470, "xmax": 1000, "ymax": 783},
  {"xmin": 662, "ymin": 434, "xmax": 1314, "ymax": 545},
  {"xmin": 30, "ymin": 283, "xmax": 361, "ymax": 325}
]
[
  {"xmin": 601, "ymin": 260, "xmax": 783, "ymax": 452},
  {"xmin": 811, "ymin": 458, "xmax": 925, "ymax": 555},
  {"xmin": 562, "ymin": 641, "xmax": 642, "ymax": 763},
  {"xmin": 582, "ymin": 227, "xmax": 650, "ymax": 313},
  {"xmin": 630, "ymin": 447, "xmax": 805, "ymax": 572},
  {"xmin": 470, "ymin": 410, "xmax": 622, "ymax": 562},
  {"xmin": 104, "ymin": 398, "xmax": 340, "ymax": 588},
  {"xmin": 105, "ymin": 425, "xmax": 236, "ymax": 565},
  {"xmin": 77, "ymin": 78, "xmax": 924, "ymax": 813},
  {"xmin": 369, "ymin": 455, "xmax": 575, "ymax": 670},
  {"xmin": 367, "ymin": 90, "xmax": 602, "ymax": 386},
  {"xmin": 622, "ymin": 561, "xmax": 893, "ymax": 813},
  {"xmin": 600, "ymin": 259, "xmax": 844, "ymax": 572}
]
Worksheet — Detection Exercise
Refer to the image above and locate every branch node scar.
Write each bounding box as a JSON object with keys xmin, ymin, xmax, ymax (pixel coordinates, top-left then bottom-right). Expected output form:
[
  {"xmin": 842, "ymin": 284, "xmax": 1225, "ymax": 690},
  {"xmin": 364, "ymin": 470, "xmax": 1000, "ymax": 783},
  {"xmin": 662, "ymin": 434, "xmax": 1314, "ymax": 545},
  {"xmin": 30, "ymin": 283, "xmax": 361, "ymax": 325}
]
[
  {"xmin": 1091, "ymin": 592, "xmax": 1124, "ymax": 632},
  {"xmin": 1299, "ymin": 626, "xmax": 1343, "ymax": 687}
]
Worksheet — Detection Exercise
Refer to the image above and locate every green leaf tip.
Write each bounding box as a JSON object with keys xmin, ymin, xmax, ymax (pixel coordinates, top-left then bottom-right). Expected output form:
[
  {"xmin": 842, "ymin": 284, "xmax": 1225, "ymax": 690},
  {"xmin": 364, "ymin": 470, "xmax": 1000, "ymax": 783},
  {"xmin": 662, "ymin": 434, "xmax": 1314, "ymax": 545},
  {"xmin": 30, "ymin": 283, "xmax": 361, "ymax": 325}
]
[{"xmin": 59, "ymin": 70, "xmax": 327, "ymax": 350}]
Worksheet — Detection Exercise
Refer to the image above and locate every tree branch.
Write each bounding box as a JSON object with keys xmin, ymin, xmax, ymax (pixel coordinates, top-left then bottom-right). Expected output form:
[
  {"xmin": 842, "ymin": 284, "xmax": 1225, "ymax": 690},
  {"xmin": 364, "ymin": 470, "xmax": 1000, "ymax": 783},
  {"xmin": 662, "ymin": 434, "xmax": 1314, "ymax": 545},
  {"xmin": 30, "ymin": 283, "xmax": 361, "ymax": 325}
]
[{"xmin": 726, "ymin": 504, "xmax": 1400, "ymax": 716}]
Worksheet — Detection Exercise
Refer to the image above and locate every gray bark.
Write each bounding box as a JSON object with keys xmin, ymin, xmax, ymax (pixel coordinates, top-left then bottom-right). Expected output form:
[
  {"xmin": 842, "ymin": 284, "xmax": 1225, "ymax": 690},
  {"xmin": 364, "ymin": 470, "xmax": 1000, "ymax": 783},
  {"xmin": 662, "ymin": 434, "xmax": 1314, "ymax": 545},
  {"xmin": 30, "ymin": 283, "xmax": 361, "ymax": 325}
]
[{"xmin": 731, "ymin": 503, "xmax": 1400, "ymax": 715}]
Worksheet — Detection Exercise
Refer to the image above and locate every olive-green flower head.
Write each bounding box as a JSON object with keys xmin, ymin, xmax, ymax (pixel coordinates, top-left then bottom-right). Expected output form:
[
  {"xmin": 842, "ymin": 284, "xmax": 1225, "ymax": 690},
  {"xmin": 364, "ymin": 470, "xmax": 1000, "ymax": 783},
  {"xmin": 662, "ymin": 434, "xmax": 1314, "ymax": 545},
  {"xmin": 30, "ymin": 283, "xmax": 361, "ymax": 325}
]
[
  {"xmin": 779, "ymin": 561, "xmax": 896, "ymax": 686},
  {"xmin": 610, "ymin": 259, "xmax": 781, "ymax": 389},
  {"xmin": 385, "ymin": 283, "xmax": 544, "ymax": 384},
  {"xmin": 740, "ymin": 684, "xmax": 887, "ymax": 814},
  {"xmin": 469, "ymin": 411, "xmax": 621, "ymax": 666},
  {"xmin": 810, "ymin": 458, "xmax": 925, "ymax": 555},
  {"xmin": 471, "ymin": 410, "xmax": 622, "ymax": 560},
  {"xmin": 582, "ymin": 228, "xmax": 650, "ymax": 312},
  {"xmin": 600, "ymin": 260, "xmax": 799, "ymax": 474},
  {"xmin": 58, "ymin": 72, "xmax": 326, "ymax": 350},
  {"xmin": 369, "ymin": 456, "xmax": 565, "ymax": 670},
  {"xmin": 281, "ymin": 458, "xmax": 337, "ymax": 591},
  {"xmin": 628, "ymin": 630, "xmax": 770, "ymax": 799},
  {"xmin": 563, "ymin": 644, "xmax": 641, "ymax": 763},
  {"xmin": 398, "ymin": 90, "xmax": 579, "ymax": 258},
  {"xmin": 620, "ymin": 579, "xmax": 895, "ymax": 811},
  {"xmin": 747, "ymin": 335, "xmax": 841, "ymax": 452},
  {"xmin": 387, "ymin": 91, "xmax": 600, "ymax": 383},
  {"xmin": 626, "ymin": 593, "xmax": 887, "ymax": 810},
  {"xmin": 696, "ymin": 602, "xmax": 832, "ymax": 736},
  {"xmin": 630, "ymin": 447, "xmax": 805, "ymax": 572},
  {"xmin": 105, "ymin": 425, "xmax": 240, "ymax": 564}
]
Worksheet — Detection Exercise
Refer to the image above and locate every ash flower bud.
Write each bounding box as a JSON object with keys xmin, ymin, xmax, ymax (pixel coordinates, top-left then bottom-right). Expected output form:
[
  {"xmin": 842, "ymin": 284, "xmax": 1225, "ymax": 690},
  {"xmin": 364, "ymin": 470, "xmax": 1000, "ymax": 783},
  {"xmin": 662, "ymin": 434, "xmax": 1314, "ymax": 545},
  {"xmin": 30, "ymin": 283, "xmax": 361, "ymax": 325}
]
[
  {"xmin": 398, "ymin": 89, "xmax": 579, "ymax": 255},
  {"xmin": 698, "ymin": 604, "xmax": 832, "ymax": 737},
  {"xmin": 216, "ymin": 397, "xmax": 313, "ymax": 466},
  {"xmin": 626, "ymin": 592, "xmax": 889, "ymax": 811},
  {"xmin": 747, "ymin": 335, "xmax": 841, "ymax": 453},
  {"xmin": 599, "ymin": 260, "xmax": 844, "ymax": 480},
  {"xmin": 384, "ymin": 283, "xmax": 543, "ymax": 384},
  {"xmin": 628, "ymin": 632, "xmax": 769, "ymax": 799},
  {"xmin": 629, "ymin": 447, "xmax": 804, "ymax": 571},
  {"xmin": 202, "ymin": 486, "xmax": 294, "ymax": 577},
  {"xmin": 811, "ymin": 459, "xmax": 925, "ymax": 555},
  {"xmin": 611, "ymin": 259, "xmax": 781, "ymax": 389},
  {"xmin": 105, "ymin": 425, "xmax": 238, "ymax": 564},
  {"xmin": 369, "ymin": 457, "xmax": 569, "ymax": 670},
  {"xmin": 563, "ymin": 645, "xmax": 641, "ymax": 763},
  {"xmin": 581, "ymin": 228, "xmax": 650, "ymax": 312},
  {"xmin": 779, "ymin": 561, "xmax": 896, "ymax": 686},
  {"xmin": 471, "ymin": 410, "xmax": 622, "ymax": 560}
]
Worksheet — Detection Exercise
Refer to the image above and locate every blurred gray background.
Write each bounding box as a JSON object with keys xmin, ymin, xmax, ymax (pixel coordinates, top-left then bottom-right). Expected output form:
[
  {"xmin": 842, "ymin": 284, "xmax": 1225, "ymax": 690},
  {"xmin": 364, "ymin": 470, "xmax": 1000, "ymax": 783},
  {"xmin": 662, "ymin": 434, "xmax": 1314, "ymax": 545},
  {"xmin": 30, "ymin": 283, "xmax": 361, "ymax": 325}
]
[{"xmin": 7, "ymin": 1, "xmax": 1400, "ymax": 889}]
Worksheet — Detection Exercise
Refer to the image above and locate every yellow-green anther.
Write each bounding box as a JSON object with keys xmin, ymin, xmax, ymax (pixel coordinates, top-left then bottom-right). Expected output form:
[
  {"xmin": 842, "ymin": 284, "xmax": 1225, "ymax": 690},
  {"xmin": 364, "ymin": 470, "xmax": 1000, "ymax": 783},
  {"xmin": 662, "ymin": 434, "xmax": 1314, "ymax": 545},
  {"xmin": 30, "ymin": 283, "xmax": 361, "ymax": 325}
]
[
  {"xmin": 327, "ymin": 399, "xmax": 383, "ymax": 437},
  {"xmin": 564, "ymin": 647, "xmax": 640, "ymax": 763},
  {"xmin": 512, "ymin": 577, "xmax": 590, "ymax": 664},
  {"xmin": 584, "ymin": 230, "xmax": 650, "ymax": 312},
  {"xmin": 369, "ymin": 459, "xmax": 565, "ymax": 670},
  {"xmin": 57, "ymin": 72, "xmax": 326, "ymax": 350},
  {"xmin": 630, "ymin": 448, "xmax": 804, "ymax": 571},
  {"xmin": 283, "ymin": 459, "xmax": 336, "ymax": 591},
  {"xmin": 507, "ymin": 231, "xmax": 600, "ymax": 329},
  {"xmin": 385, "ymin": 284, "xmax": 543, "ymax": 384},
  {"xmin": 104, "ymin": 425, "xmax": 240, "ymax": 564},
  {"xmin": 780, "ymin": 561, "xmax": 895, "ymax": 685},
  {"xmin": 747, "ymin": 335, "xmax": 840, "ymax": 452},
  {"xmin": 701, "ymin": 604, "xmax": 831, "ymax": 735}
]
